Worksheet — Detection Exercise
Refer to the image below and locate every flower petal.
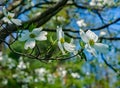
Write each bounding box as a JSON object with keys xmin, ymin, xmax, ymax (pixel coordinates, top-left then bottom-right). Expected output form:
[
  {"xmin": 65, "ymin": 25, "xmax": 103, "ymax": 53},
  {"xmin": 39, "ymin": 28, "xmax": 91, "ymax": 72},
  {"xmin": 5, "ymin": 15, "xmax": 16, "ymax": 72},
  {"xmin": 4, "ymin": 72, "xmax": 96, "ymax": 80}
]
[
  {"xmin": 77, "ymin": 20, "xmax": 86, "ymax": 27},
  {"xmin": 57, "ymin": 27, "xmax": 64, "ymax": 40},
  {"xmin": 94, "ymin": 43, "xmax": 109, "ymax": 53},
  {"xmin": 35, "ymin": 31, "xmax": 47, "ymax": 41},
  {"xmin": 3, "ymin": 17, "xmax": 11, "ymax": 24},
  {"xmin": 58, "ymin": 41, "xmax": 65, "ymax": 55},
  {"xmin": 80, "ymin": 29, "xmax": 89, "ymax": 43},
  {"xmin": 99, "ymin": 31, "xmax": 106, "ymax": 36},
  {"xmin": 11, "ymin": 19, "xmax": 22, "ymax": 26},
  {"xmin": 24, "ymin": 39, "xmax": 35, "ymax": 49},
  {"xmin": 90, "ymin": 1, "xmax": 96, "ymax": 6},
  {"xmin": 85, "ymin": 44, "xmax": 97, "ymax": 56},
  {"xmin": 3, "ymin": 7, "xmax": 7, "ymax": 16},
  {"xmin": 19, "ymin": 30, "xmax": 30, "ymax": 41},
  {"xmin": 64, "ymin": 42, "xmax": 76, "ymax": 52},
  {"xmin": 86, "ymin": 30, "xmax": 98, "ymax": 42},
  {"xmin": 8, "ymin": 12, "xmax": 15, "ymax": 18},
  {"xmin": 32, "ymin": 28, "xmax": 42, "ymax": 35}
]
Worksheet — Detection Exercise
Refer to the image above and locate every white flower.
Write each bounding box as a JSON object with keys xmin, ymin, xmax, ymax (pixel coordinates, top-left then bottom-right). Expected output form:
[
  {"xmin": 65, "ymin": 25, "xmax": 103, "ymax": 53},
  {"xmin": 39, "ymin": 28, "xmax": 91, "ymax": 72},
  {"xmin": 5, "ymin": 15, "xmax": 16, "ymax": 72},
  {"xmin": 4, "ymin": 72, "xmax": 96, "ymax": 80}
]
[
  {"xmin": 80, "ymin": 29, "xmax": 109, "ymax": 56},
  {"xmin": 71, "ymin": 72, "xmax": 80, "ymax": 78},
  {"xmin": 35, "ymin": 68, "xmax": 47, "ymax": 75},
  {"xmin": 57, "ymin": 67, "xmax": 67, "ymax": 78},
  {"xmin": 47, "ymin": 74, "xmax": 55, "ymax": 84},
  {"xmin": 103, "ymin": 0, "xmax": 114, "ymax": 6},
  {"xmin": 2, "ymin": 79, "xmax": 8, "ymax": 85},
  {"xmin": 77, "ymin": 19, "xmax": 86, "ymax": 27},
  {"xmin": 57, "ymin": 27, "xmax": 76, "ymax": 55},
  {"xmin": 35, "ymin": 68, "xmax": 48, "ymax": 82},
  {"xmin": 89, "ymin": 0, "xmax": 96, "ymax": 6},
  {"xmin": 2, "ymin": 7, "xmax": 22, "ymax": 26},
  {"xmin": 99, "ymin": 31, "xmax": 106, "ymax": 36},
  {"xmin": 17, "ymin": 57, "xmax": 26, "ymax": 69},
  {"xmin": 0, "ymin": 52, "xmax": 3, "ymax": 61},
  {"xmin": 17, "ymin": 61, "xmax": 26, "ymax": 69},
  {"xmin": 89, "ymin": 0, "xmax": 114, "ymax": 7},
  {"xmin": 19, "ymin": 28, "xmax": 47, "ymax": 49},
  {"xmin": 89, "ymin": 0, "xmax": 108, "ymax": 7}
]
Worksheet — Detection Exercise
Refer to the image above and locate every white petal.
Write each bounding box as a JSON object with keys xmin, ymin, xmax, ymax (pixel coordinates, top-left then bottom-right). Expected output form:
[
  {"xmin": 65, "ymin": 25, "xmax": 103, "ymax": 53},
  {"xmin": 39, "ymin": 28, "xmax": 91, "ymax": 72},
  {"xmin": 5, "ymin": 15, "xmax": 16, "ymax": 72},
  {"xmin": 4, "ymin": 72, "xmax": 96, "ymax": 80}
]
[
  {"xmin": 85, "ymin": 44, "xmax": 97, "ymax": 56},
  {"xmin": 90, "ymin": 1, "xmax": 96, "ymax": 6},
  {"xmin": 23, "ymin": 30, "xmax": 30, "ymax": 35},
  {"xmin": 64, "ymin": 42, "xmax": 76, "ymax": 52},
  {"xmin": 19, "ymin": 35, "xmax": 29, "ymax": 41},
  {"xmin": 77, "ymin": 20, "xmax": 86, "ymax": 27},
  {"xmin": 35, "ymin": 31, "xmax": 47, "ymax": 41},
  {"xmin": 86, "ymin": 30, "xmax": 98, "ymax": 42},
  {"xmin": 58, "ymin": 41, "xmax": 65, "ymax": 55},
  {"xmin": 80, "ymin": 29, "xmax": 89, "ymax": 43},
  {"xmin": 11, "ymin": 19, "xmax": 22, "ymax": 26},
  {"xmin": 70, "ymin": 39, "xmax": 74, "ymax": 44},
  {"xmin": 77, "ymin": 20, "xmax": 83, "ymax": 27},
  {"xmin": 99, "ymin": 31, "xmax": 106, "ymax": 36},
  {"xmin": 94, "ymin": 43, "xmax": 109, "ymax": 53},
  {"xmin": 57, "ymin": 27, "xmax": 64, "ymax": 40},
  {"xmin": 19, "ymin": 31, "xmax": 30, "ymax": 41},
  {"xmin": 2, "ymin": 6, "xmax": 7, "ymax": 16},
  {"xmin": 24, "ymin": 39, "xmax": 35, "ymax": 49},
  {"xmin": 8, "ymin": 12, "xmax": 15, "ymax": 18},
  {"xmin": 3, "ymin": 17, "xmax": 11, "ymax": 24},
  {"xmin": 32, "ymin": 28, "xmax": 42, "ymax": 35}
]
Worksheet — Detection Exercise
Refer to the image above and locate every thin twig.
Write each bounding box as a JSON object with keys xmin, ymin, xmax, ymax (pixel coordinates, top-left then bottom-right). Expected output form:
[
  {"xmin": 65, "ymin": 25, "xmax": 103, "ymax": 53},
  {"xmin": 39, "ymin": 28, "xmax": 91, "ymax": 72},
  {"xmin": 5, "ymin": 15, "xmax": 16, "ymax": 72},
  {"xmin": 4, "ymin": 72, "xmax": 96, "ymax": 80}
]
[{"xmin": 101, "ymin": 54, "xmax": 118, "ymax": 73}]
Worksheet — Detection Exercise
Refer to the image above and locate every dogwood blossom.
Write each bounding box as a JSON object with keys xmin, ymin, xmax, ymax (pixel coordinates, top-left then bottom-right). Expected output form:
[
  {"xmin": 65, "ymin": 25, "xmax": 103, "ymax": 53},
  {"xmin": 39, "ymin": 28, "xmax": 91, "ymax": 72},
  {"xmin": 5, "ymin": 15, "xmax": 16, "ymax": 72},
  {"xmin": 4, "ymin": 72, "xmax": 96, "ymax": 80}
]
[
  {"xmin": 71, "ymin": 72, "xmax": 80, "ymax": 78},
  {"xmin": 80, "ymin": 29, "xmax": 108, "ymax": 56},
  {"xmin": 99, "ymin": 31, "xmax": 106, "ymax": 36},
  {"xmin": 57, "ymin": 27, "xmax": 76, "ymax": 55},
  {"xmin": 89, "ymin": 0, "xmax": 96, "ymax": 6},
  {"xmin": 19, "ymin": 28, "xmax": 47, "ymax": 49},
  {"xmin": 89, "ymin": 0, "xmax": 114, "ymax": 7},
  {"xmin": 2, "ymin": 7, "xmax": 22, "ymax": 26},
  {"xmin": 77, "ymin": 19, "xmax": 86, "ymax": 27}
]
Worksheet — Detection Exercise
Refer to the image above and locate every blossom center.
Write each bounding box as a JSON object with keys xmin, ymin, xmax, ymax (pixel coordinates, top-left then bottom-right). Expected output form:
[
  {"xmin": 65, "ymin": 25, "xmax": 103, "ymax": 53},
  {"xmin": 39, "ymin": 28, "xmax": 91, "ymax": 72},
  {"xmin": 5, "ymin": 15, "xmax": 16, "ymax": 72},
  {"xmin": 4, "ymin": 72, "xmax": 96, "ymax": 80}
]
[
  {"xmin": 8, "ymin": 15, "xmax": 12, "ymax": 19},
  {"xmin": 89, "ymin": 39, "xmax": 95, "ymax": 46},
  {"xmin": 29, "ymin": 33, "xmax": 36, "ymax": 38},
  {"xmin": 60, "ymin": 38, "xmax": 65, "ymax": 43}
]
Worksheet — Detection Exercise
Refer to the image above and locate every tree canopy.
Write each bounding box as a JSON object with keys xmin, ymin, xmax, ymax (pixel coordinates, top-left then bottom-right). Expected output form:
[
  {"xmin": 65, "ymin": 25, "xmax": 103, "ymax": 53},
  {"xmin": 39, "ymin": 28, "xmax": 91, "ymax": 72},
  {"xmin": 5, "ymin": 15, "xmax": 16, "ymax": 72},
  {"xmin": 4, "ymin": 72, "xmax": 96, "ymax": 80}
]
[{"xmin": 0, "ymin": 0, "xmax": 120, "ymax": 88}]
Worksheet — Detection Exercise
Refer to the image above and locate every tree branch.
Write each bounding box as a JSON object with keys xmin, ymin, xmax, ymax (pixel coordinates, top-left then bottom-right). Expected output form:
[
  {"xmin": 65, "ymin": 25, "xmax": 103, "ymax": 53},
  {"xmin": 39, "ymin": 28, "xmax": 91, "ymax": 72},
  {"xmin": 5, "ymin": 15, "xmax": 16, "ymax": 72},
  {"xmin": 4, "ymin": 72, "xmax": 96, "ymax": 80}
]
[
  {"xmin": 90, "ymin": 18, "xmax": 120, "ymax": 31},
  {"xmin": 0, "ymin": 0, "xmax": 24, "ymax": 19},
  {"xmin": 101, "ymin": 54, "xmax": 118, "ymax": 73},
  {"xmin": 0, "ymin": 0, "xmax": 68, "ymax": 44}
]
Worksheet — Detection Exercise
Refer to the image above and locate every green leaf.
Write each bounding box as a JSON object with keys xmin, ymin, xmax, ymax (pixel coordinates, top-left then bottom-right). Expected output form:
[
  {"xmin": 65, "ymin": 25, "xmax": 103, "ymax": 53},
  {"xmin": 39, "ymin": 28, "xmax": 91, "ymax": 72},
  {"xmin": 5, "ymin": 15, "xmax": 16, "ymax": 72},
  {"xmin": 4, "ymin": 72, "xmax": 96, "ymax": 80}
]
[
  {"xmin": 78, "ymin": 50, "xmax": 87, "ymax": 61},
  {"xmin": 23, "ymin": 23, "xmax": 29, "ymax": 29},
  {"xmin": 29, "ymin": 23, "xmax": 37, "ymax": 31},
  {"xmin": 80, "ymin": 41, "xmax": 85, "ymax": 48}
]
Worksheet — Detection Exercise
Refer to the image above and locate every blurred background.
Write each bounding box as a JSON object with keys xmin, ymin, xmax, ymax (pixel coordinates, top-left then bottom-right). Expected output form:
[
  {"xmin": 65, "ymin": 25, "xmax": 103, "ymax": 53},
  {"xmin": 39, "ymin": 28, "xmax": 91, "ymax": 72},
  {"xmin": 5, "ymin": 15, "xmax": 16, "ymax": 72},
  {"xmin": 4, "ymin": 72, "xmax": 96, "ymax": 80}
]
[{"xmin": 0, "ymin": 0, "xmax": 120, "ymax": 88}]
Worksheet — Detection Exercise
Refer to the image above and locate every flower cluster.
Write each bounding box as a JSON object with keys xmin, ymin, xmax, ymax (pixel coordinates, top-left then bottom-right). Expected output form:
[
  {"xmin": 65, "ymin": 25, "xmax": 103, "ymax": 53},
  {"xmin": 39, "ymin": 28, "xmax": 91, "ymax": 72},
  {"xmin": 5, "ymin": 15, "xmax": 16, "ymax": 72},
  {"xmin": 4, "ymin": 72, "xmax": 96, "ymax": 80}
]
[
  {"xmin": 77, "ymin": 19, "xmax": 87, "ymax": 27},
  {"xmin": 18, "ymin": 25, "xmax": 108, "ymax": 57},
  {"xmin": 2, "ymin": 7, "xmax": 108, "ymax": 58},
  {"xmin": 89, "ymin": 0, "xmax": 114, "ymax": 7},
  {"xmin": 15, "ymin": 15, "xmax": 108, "ymax": 57},
  {"xmin": 56, "ymin": 25, "xmax": 108, "ymax": 56}
]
